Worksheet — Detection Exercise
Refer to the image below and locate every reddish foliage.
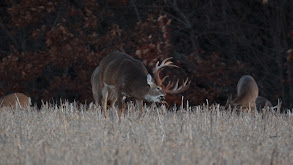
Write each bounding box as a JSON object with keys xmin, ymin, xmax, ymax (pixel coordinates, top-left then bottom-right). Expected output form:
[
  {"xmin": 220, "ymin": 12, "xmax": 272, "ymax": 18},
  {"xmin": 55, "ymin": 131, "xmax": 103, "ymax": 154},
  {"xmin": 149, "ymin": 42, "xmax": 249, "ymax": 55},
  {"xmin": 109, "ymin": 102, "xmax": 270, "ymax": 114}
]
[
  {"xmin": 7, "ymin": 0, "xmax": 58, "ymax": 27},
  {"xmin": 0, "ymin": 0, "xmax": 240, "ymax": 106}
]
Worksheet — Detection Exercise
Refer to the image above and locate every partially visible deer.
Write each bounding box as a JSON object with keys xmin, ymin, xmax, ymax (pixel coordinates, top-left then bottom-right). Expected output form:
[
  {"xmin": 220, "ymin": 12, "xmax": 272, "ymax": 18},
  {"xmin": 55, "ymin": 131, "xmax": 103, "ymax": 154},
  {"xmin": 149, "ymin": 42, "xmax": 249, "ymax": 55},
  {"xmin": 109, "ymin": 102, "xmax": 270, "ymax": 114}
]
[
  {"xmin": 226, "ymin": 75, "xmax": 259, "ymax": 109},
  {"xmin": 256, "ymin": 96, "xmax": 272, "ymax": 109},
  {"xmin": 95, "ymin": 51, "xmax": 190, "ymax": 122},
  {"xmin": 0, "ymin": 93, "xmax": 31, "ymax": 109}
]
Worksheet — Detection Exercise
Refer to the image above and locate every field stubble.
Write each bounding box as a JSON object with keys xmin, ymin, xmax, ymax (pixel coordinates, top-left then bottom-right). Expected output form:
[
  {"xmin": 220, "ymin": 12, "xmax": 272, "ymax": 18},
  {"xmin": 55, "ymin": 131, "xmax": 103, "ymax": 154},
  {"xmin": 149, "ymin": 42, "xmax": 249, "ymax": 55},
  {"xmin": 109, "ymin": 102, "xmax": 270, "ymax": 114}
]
[{"xmin": 0, "ymin": 102, "xmax": 293, "ymax": 165}]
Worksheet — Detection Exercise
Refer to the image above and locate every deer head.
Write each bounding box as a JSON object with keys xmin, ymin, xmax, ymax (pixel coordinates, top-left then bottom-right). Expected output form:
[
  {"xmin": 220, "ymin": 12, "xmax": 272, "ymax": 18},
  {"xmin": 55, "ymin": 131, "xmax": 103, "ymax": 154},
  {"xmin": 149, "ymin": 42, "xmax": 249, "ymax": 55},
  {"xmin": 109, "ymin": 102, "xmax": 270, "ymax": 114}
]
[
  {"xmin": 142, "ymin": 74, "xmax": 165, "ymax": 102},
  {"xmin": 256, "ymin": 96, "xmax": 272, "ymax": 110}
]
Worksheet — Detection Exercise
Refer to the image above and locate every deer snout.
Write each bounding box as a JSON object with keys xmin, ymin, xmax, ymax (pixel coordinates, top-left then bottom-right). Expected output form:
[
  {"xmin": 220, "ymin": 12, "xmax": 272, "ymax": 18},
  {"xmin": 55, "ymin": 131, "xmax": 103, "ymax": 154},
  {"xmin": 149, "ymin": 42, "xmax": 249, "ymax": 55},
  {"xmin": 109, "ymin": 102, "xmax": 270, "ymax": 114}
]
[{"xmin": 159, "ymin": 95, "xmax": 165, "ymax": 100}]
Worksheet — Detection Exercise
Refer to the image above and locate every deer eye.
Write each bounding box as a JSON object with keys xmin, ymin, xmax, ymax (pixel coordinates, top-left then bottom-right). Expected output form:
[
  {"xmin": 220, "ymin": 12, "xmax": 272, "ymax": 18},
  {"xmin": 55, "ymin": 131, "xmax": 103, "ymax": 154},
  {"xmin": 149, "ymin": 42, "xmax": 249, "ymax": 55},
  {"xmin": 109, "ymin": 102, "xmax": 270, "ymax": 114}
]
[{"xmin": 156, "ymin": 86, "xmax": 162, "ymax": 91}]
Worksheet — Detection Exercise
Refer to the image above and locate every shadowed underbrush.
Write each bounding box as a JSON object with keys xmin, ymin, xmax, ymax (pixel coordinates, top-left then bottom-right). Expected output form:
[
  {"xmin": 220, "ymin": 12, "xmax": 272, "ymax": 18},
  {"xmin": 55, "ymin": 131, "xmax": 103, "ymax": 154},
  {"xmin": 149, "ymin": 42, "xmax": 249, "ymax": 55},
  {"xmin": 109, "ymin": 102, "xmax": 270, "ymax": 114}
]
[{"xmin": 0, "ymin": 102, "xmax": 293, "ymax": 165}]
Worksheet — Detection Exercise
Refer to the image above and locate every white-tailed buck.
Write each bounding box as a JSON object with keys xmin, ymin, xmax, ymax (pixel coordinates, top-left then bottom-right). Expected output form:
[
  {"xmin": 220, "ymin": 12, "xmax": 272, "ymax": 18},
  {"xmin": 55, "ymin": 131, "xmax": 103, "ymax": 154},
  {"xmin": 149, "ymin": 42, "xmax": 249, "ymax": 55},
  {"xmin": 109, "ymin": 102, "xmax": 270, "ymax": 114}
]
[
  {"xmin": 93, "ymin": 51, "xmax": 190, "ymax": 122},
  {"xmin": 0, "ymin": 93, "xmax": 31, "ymax": 109},
  {"xmin": 226, "ymin": 75, "xmax": 259, "ymax": 109},
  {"xmin": 255, "ymin": 96, "xmax": 272, "ymax": 109}
]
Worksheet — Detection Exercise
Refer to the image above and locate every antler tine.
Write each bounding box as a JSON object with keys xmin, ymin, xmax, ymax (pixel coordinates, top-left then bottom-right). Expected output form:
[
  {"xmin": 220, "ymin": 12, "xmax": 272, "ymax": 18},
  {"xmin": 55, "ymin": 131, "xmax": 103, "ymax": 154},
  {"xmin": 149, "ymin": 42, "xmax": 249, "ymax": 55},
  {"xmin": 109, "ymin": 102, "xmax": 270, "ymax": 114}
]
[
  {"xmin": 153, "ymin": 57, "xmax": 178, "ymax": 86},
  {"xmin": 154, "ymin": 59, "xmax": 177, "ymax": 73},
  {"xmin": 166, "ymin": 78, "xmax": 191, "ymax": 94},
  {"xmin": 173, "ymin": 79, "xmax": 179, "ymax": 90},
  {"xmin": 160, "ymin": 75, "xmax": 169, "ymax": 85},
  {"xmin": 162, "ymin": 57, "xmax": 178, "ymax": 69},
  {"xmin": 165, "ymin": 81, "xmax": 174, "ymax": 90}
]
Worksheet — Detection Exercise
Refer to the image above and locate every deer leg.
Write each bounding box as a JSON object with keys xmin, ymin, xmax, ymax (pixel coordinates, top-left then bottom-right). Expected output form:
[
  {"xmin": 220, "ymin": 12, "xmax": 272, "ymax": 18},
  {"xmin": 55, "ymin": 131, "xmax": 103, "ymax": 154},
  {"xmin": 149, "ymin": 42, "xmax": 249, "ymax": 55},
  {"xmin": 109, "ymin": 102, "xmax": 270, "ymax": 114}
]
[
  {"xmin": 109, "ymin": 93, "xmax": 117, "ymax": 121},
  {"xmin": 96, "ymin": 85, "xmax": 102, "ymax": 106},
  {"xmin": 118, "ymin": 93, "xmax": 123, "ymax": 123},
  {"xmin": 110, "ymin": 96, "xmax": 117, "ymax": 109},
  {"xmin": 93, "ymin": 93, "xmax": 99, "ymax": 106},
  {"xmin": 109, "ymin": 89, "xmax": 117, "ymax": 109},
  {"xmin": 102, "ymin": 89, "xmax": 108, "ymax": 119},
  {"xmin": 136, "ymin": 99, "xmax": 144, "ymax": 117},
  {"xmin": 92, "ymin": 83, "xmax": 99, "ymax": 106}
]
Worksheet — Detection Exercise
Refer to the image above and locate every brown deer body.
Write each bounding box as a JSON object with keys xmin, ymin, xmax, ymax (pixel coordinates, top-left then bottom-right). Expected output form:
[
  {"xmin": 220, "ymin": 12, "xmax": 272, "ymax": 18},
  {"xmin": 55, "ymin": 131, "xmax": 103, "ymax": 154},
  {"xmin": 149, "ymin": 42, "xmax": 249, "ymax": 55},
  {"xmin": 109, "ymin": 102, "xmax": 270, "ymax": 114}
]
[
  {"xmin": 95, "ymin": 51, "xmax": 190, "ymax": 122},
  {"xmin": 226, "ymin": 75, "xmax": 259, "ymax": 109},
  {"xmin": 256, "ymin": 96, "xmax": 272, "ymax": 109},
  {"xmin": 0, "ymin": 93, "xmax": 31, "ymax": 109}
]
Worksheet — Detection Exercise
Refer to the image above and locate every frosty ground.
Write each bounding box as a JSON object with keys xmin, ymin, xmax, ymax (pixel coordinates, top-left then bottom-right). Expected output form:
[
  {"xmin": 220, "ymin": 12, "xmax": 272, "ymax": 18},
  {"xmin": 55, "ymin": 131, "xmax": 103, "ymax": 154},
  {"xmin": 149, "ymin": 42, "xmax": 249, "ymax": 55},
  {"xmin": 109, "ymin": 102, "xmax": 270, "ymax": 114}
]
[{"xmin": 0, "ymin": 102, "xmax": 292, "ymax": 165}]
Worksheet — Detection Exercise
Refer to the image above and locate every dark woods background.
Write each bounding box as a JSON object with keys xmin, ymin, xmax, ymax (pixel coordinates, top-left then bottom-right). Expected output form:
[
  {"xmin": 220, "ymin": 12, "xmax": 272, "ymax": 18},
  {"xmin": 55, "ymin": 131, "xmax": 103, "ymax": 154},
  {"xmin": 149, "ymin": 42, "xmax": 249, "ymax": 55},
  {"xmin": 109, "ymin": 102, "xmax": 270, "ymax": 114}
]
[{"xmin": 0, "ymin": 0, "xmax": 292, "ymax": 108}]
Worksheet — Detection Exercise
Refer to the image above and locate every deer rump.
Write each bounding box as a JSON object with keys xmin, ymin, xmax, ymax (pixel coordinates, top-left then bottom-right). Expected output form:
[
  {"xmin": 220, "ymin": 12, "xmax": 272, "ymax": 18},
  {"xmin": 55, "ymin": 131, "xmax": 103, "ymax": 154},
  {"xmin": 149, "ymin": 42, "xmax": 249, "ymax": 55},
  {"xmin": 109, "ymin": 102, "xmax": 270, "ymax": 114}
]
[
  {"xmin": 0, "ymin": 93, "xmax": 30, "ymax": 109},
  {"xmin": 91, "ymin": 66, "xmax": 116, "ymax": 106},
  {"xmin": 226, "ymin": 75, "xmax": 259, "ymax": 109}
]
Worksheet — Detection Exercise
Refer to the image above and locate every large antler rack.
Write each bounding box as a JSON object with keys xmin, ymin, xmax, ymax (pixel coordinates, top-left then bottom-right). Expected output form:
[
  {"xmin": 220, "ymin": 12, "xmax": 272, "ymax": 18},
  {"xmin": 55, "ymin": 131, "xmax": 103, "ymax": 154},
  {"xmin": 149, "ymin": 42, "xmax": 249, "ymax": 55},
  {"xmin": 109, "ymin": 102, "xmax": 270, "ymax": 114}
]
[{"xmin": 153, "ymin": 57, "xmax": 191, "ymax": 94}]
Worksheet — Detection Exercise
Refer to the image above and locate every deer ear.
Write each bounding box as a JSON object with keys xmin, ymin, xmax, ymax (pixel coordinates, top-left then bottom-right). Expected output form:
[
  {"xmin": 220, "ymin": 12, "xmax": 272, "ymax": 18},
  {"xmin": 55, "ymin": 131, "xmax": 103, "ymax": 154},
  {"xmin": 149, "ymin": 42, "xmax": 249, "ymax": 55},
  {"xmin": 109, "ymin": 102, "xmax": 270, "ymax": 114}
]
[{"xmin": 147, "ymin": 74, "xmax": 154, "ymax": 86}]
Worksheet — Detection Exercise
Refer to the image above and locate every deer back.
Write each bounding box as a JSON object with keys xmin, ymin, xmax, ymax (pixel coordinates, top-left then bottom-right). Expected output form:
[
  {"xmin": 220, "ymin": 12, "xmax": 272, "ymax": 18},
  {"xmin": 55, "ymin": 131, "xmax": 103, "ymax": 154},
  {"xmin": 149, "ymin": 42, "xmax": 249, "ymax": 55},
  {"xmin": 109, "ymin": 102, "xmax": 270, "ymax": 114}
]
[
  {"xmin": 0, "ymin": 93, "xmax": 31, "ymax": 109},
  {"xmin": 233, "ymin": 75, "xmax": 259, "ymax": 108}
]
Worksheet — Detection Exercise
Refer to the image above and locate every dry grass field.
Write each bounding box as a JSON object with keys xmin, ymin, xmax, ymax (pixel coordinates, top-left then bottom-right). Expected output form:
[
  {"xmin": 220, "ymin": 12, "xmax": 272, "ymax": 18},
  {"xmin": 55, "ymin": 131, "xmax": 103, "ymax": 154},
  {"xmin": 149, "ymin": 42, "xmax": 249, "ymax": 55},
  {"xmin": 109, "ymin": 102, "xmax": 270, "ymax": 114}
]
[{"xmin": 0, "ymin": 101, "xmax": 293, "ymax": 165}]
